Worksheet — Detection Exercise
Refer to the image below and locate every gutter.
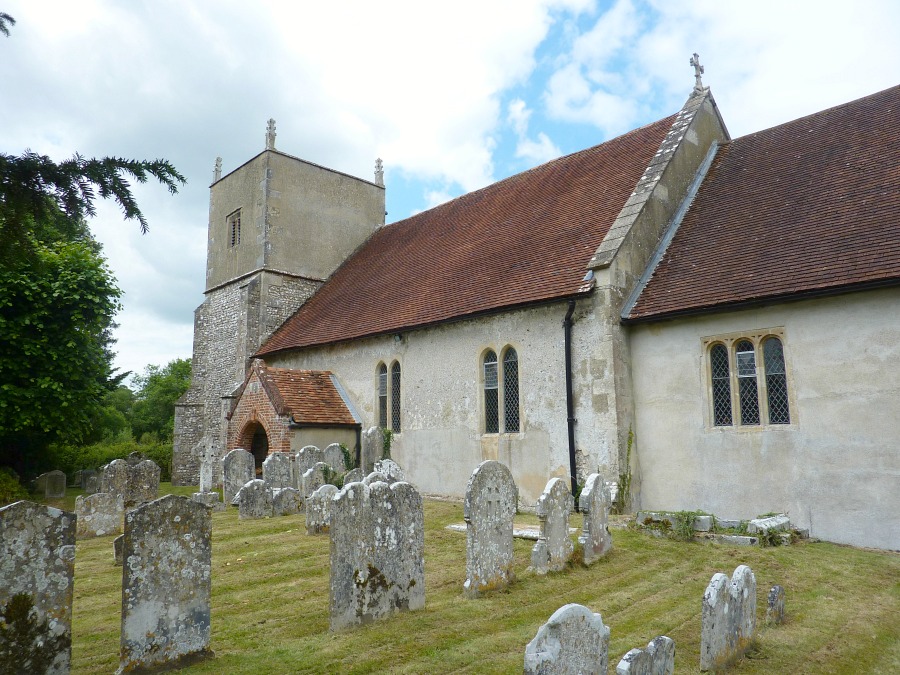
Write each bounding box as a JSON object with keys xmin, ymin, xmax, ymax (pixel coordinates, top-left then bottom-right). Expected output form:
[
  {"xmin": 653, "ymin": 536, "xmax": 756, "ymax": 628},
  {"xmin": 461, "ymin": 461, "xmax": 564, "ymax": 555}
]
[{"xmin": 563, "ymin": 299, "xmax": 578, "ymax": 501}]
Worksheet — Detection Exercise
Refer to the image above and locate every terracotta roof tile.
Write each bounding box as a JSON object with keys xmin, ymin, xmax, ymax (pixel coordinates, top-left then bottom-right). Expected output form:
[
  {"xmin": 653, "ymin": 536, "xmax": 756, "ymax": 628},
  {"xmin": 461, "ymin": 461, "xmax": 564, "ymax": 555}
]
[
  {"xmin": 261, "ymin": 366, "xmax": 357, "ymax": 425},
  {"xmin": 257, "ymin": 115, "xmax": 676, "ymax": 355},
  {"xmin": 627, "ymin": 85, "xmax": 900, "ymax": 321}
]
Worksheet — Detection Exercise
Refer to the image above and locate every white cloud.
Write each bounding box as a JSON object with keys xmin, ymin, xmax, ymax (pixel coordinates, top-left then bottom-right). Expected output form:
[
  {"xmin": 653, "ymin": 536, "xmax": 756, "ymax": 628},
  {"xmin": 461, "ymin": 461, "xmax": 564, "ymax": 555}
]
[{"xmin": 507, "ymin": 99, "xmax": 562, "ymax": 164}]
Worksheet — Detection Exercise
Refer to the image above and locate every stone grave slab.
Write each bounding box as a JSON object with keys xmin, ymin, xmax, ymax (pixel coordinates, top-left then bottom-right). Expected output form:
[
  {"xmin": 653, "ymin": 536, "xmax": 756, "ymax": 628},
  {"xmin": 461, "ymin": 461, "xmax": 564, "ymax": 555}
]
[
  {"xmin": 125, "ymin": 460, "xmax": 160, "ymax": 506},
  {"xmin": 524, "ymin": 603, "xmax": 610, "ymax": 675},
  {"xmin": 766, "ymin": 585, "xmax": 785, "ymax": 625},
  {"xmin": 700, "ymin": 564, "xmax": 757, "ymax": 671},
  {"xmin": 272, "ymin": 487, "xmax": 303, "ymax": 516},
  {"xmin": 373, "ymin": 458, "xmax": 405, "ymax": 484},
  {"xmin": 237, "ymin": 479, "xmax": 274, "ymax": 519},
  {"xmin": 222, "ymin": 449, "xmax": 254, "ymax": 506},
  {"xmin": 296, "ymin": 445, "xmax": 324, "ymax": 476},
  {"xmin": 75, "ymin": 492, "xmax": 124, "ymax": 538},
  {"xmin": 531, "ymin": 477, "xmax": 574, "ymax": 574},
  {"xmin": 263, "ymin": 452, "xmax": 296, "ymax": 490},
  {"xmin": 323, "ymin": 443, "xmax": 346, "ymax": 472},
  {"xmin": 616, "ymin": 635, "xmax": 675, "ymax": 674},
  {"xmin": 306, "ymin": 484, "xmax": 339, "ymax": 535},
  {"xmin": 579, "ymin": 473, "xmax": 613, "ymax": 564}
]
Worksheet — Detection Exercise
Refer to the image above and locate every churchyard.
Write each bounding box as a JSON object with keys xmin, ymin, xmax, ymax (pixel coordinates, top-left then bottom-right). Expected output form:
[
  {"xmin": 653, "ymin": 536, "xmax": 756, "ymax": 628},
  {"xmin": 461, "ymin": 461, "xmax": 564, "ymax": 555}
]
[{"xmin": 21, "ymin": 482, "xmax": 892, "ymax": 673}]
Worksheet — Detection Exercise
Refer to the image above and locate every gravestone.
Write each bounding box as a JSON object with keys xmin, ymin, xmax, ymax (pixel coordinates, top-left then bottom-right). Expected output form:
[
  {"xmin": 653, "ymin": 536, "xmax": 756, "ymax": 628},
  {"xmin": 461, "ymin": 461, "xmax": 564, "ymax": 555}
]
[
  {"xmin": 700, "ymin": 564, "xmax": 757, "ymax": 671},
  {"xmin": 747, "ymin": 514, "xmax": 790, "ymax": 535},
  {"xmin": 296, "ymin": 445, "xmax": 325, "ymax": 476},
  {"xmin": 119, "ymin": 495, "xmax": 212, "ymax": 673},
  {"xmin": 75, "ymin": 492, "xmax": 124, "ymax": 538},
  {"xmin": 523, "ymin": 603, "xmax": 610, "ymax": 675},
  {"xmin": 306, "ymin": 483, "xmax": 339, "ymax": 535},
  {"xmin": 360, "ymin": 426, "xmax": 384, "ymax": 473},
  {"xmin": 199, "ymin": 447, "xmax": 214, "ymax": 493},
  {"xmin": 71, "ymin": 470, "xmax": 83, "ymax": 487},
  {"xmin": 124, "ymin": 451, "xmax": 146, "ymax": 466},
  {"xmin": 0, "ymin": 501, "xmax": 76, "ymax": 674},
  {"xmin": 272, "ymin": 487, "xmax": 303, "ymax": 516},
  {"xmin": 363, "ymin": 470, "xmax": 389, "ymax": 486},
  {"xmin": 191, "ymin": 491, "xmax": 225, "ymax": 512},
  {"xmin": 237, "ymin": 479, "xmax": 274, "ymax": 519},
  {"xmin": 301, "ymin": 462, "xmax": 331, "ymax": 500},
  {"xmin": 125, "ymin": 460, "xmax": 160, "ymax": 506},
  {"xmin": 114, "ymin": 534, "xmax": 124, "ymax": 566},
  {"xmin": 373, "ymin": 458, "xmax": 405, "ymax": 484},
  {"xmin": 330, "ymin": 481, "xmax": 424, "ymax": 630},
  {"xmin": 222, "ymin": 449, "xmax": 254, "ymax": 506},
  {"xmin": 343, "ymin": 467, "xmax": 364, "ymax": 484},
  {"xmin": 323, "ymin": 443, "xmax": 346, "ymax": 472},
  {"xmin": 766, "ymin": 585, "xmax": 785, "ymax": 625},
  {"xmin": 79, "ymin": 469, "xmax": 98, "ymax": 490},
  {"xmin": 45, "ymin": 470, "xmax": 67, "ymax": 499},
  {"xmin": 263, "ymin": 452, "xmax": 296, "ymax": 490},
  {"xmin": 102, "ymin": 459, "xmax": 129, "ymax": 501},
  {"xmin": 616, "ymin": 635, "xmax": 675, "ymax": 675},
  {"xmin": 84, "ymin": 473, "xmax": 101, "ymax": 495},
  {"xmin": 463, "ymin": 460, "xmax": 518, "ymax": 598},
  {"xmin": 531, "ymin": 477, "xmax": 574, "ymax": 574},
  {"xmin": 34, "ymin": 472, "xmax": 50, "ymax": 495},
  {"xmin": 579, "ymin": 473, "xmax": 613, "ymax": 564}
]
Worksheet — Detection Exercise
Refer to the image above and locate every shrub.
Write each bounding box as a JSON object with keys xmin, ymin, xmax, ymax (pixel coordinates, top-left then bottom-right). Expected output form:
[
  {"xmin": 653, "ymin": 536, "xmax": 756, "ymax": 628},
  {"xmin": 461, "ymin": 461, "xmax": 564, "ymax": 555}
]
[
  {"xmin": 0, "ymin": 468, "xmax": 29, "ymax": 507},
  {"xmin": 48, "ymin": 438, "xmax": 172, "ymax": 481}
]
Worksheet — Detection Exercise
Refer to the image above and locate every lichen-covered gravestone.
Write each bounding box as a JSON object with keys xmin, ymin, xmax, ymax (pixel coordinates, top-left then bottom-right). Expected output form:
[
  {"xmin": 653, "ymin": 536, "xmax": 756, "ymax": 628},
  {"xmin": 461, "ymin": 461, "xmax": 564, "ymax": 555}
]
[
  {"xmin": 363, "ymin": 470, "xmax": 389, "ymax": 485},
  {"xmin": 84, "ymin": 473, "xmax": 101, "ymax": 495},
  {"xmin": 700, "ymin": 564, "xmax": 757, "ymax": 671},
  {"xmin": 263, "ymin": 452, "xmax": 296, "ymax": 489},
  {"xmin": 343, "ymin": 467, "xmax": 364, "ymax": 485},
  {"xmin": 125, "ymin": 460, "xmax": 160, "ymax": 506},
  {"xmin": 301, "ymin": 462, "xmax": 330, "ymax": 500},
  {"xmin": 75, "ymin": 493, "xmax": 124, "ymax": 538},
  {"xmin": 296, "ymin": 445, "xmax": 324, "ymax": 477},
  {"xmin": 44, "ymin": 470, "xmax": 67, "ymax": 499},
  {"xmin": 323, "ymin": 443, "xmax": 346, "ymax": 472},
  {"xmin": 616, "ymin": 635, "xmax": 675, "ymax": 675},
  {"xmin": 306, "ymin": 483, "xmax": 339, "ymax": 535},
  {"xmin": 523, "ymin": 603, "xmax": 610, "ymax": 675},
  {"xmin": 237, "ymin": 479, "xmax": 274, "ymax": 519},
  {"xmin": 766, "ymin": 585, "xmax": 785, "ymax": 625},
  {"xmin": 102, "ymin": 459, "xmax": 129, "ymax": 502},
  {"xmin": 579, "ymin": 473, "xmax": 613, "ymax": 564},
  {"xmin": 222, "ymin": 448, "xmax": 254, "ymax": 505},
  {"xmin": 329, "ymin": 481, "xmax": 424, "ymax": 630},
  {"xmin": 463, "ymin": 460, "xmax": 518, "ymax": 598},
  {"xmin": 360, "ymin": 426, "xmax": 384, "ymax": 473},
  {"xmin": 119, "ymin": 495, "xmax": 212, "ymax": 673},
  {"xmin": 272, "ymin": 487, "xmax": 303, "ymax": 516},
  {"xmin": 373, "ymin": 458, "xmax": 406, "ymax": 484},
  {"xmin": 531, "ymin": 477, "xmax": 574, "ymax": 574},
  {"xmin": 0, "ymin": 501, "xmax": 76, "ymax": 674}
]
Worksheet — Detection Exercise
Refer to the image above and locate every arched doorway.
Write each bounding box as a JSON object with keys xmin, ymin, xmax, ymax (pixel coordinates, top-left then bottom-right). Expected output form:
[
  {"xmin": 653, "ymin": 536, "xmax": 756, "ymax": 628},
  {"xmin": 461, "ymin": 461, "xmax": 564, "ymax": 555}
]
[{"xmin": 240, "ymin": 422, "xmax": 269, "ymax": 477}]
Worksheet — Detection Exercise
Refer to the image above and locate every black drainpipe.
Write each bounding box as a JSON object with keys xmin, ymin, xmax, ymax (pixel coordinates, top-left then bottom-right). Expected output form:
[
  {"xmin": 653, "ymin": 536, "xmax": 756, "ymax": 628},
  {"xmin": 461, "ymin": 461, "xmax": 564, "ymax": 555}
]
[{"xmin": 563, "ymin": 300, "xmax": 578, "ymax": 501}]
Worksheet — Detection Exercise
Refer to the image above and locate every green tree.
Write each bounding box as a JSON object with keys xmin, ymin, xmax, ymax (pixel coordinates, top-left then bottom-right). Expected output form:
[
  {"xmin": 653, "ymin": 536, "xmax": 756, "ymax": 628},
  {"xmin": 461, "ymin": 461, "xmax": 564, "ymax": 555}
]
[{"xmin": 131, "ymin": 359, "xmax": 191, "ymax": 442}]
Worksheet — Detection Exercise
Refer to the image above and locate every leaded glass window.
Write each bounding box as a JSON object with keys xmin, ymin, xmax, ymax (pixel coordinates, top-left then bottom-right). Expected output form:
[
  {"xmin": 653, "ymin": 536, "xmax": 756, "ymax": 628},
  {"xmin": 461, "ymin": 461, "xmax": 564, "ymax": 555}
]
[
  {"xmin": 710, "ymin": 343, "xmax": 732, "ymax": 426},
  {"xmin": 735, "ymin": 340, "xmax": 760, "ymax": 425},
  {"xmin": 390, "ymin": 362, "xmax": 402, "ymax": 433},
  {"xmin": 483, "ymin": 351, "xmax": 499, "ymax": 433},
  {"xmin": 764, "ymin": 337, "xmax": 790, "ymax": 424},
  {"xmin": 503, "ymin": 348, "xmax": 520, "ymax": 432},
  {"xmin": 377, "ymin": 363, "xmax": 387, "ymax": 428}
]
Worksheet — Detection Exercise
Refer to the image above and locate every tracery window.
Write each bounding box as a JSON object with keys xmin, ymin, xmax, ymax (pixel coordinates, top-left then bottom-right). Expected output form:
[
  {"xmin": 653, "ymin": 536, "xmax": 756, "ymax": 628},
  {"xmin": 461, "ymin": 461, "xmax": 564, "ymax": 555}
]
[{"xmin": 482, "ymin": 346, "xmax": 521, "ymax": 434}]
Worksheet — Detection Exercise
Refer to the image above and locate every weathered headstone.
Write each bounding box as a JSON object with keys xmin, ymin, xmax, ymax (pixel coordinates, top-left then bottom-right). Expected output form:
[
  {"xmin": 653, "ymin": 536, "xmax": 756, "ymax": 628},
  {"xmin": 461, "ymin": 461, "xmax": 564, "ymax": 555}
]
[
  {"xmin": 71, "ymin": 470, "xmax": 83, "ymax": 488},
  {"xmin": 75, "ymin": 492, "xmax": 124, "ymax": 538},
  {"xmin": 306, "ymin": 483, "xmax": 339, "ymax": 535},
  {"xmin": 199, "ymin": 448, "xmax": 214, "ymax": 493},
  {"xmin": 363, "ymin": 470, "xmax": 389, "ymax": 486},
  {"xmin": 296, "ymin": 445, "xmax": 325, "ymax": 476},
  {"xmin": 124, "ymin": 451, "xmax": 146, "ymax": 466},
  {"xmin": 523, "ymin": 603, "xmax": 610, "ymax": 675},
  {"xmin": 360, "ymin": 426, "xmax": 384, "ymax": 473},
  {"xmin": 373, "ymin": 458, "xmax": 405, "ymax": 484},
  {"xmin": 343, "ymin": 467, "xmax": 364, "ymax": 484},
  {"xmin": 119, "ymin": 495, "xmax": 212, "ymax": 673},
  {"xmin": 79, "ymin": 468, "xmax": 98, "ymax": 490},
  {"xmin": 191, "ymin": 491, "xmax": 225, "ymax": 512},
  {"xmin": 44, "ymin": 470, "xmax": 67, "ymax": 499},
  {"xmin": 579, "ymin": 472, "xmax": 613, "ymax": 564},
  {"xmin": 747, "ymin": 514, "xmax": 790, "ymax": 535},
  {"xmin": 330, "ymin": 481, "xmax": 424, "ymax": 630},
  {"xmin": 84, "ymin": 473, "xmax": 101, "ymax": 495},
  {"xmin": 34, "ymin": 472, "xmax": 50, "ymax": 495},
  {"xmin": 531, "ymin": 477, "xmax": 574, "ymax": 574},
  {"xmin": 700, "ymin": 564, "xmax": 757, "ymax": 671},
  {"xmin": 263, "ymin": 451, "xmax": 296, "ymax": 489},
  {"xmin": 302, "ymin": 462, "xmax": 331, "ymax": 500},
  {"xmin": 616, "ymin": 635, "xmax": 675, "ymax": 675},
  {"xmin": 102, "ymin": 459, "xmax": 129, "ymax": 501},
  {"xmin": 766, "ymin": 585, "xmax": 785, "ymax": 625},
  {"xmin": 272, "ymin": 487, "xmax": 303, "ymax": 516},
  {"xmin": 222, "ymin": 448, "xmax": 254, "ymax": 506},
  {"xmin": 114, "ymin": 534, "xmax": 124, "ymax": 566},
  {"xmin": 463, "ymin": 460, "xmax": 518, "ymax": 598},
  {"xmin": 125, "ymin": 459, "xmax": 160, "ymax": 506},
  {"xmin": 237, "ymin": 479, "xmax": 274, "ymax": 519},
  {"xmin": 323, "ymin": 443, "xmax": 346, "ymax": 472},
  {"xmin": 0, "ymin": 501, "xmax": 76, "ymax": 674}
]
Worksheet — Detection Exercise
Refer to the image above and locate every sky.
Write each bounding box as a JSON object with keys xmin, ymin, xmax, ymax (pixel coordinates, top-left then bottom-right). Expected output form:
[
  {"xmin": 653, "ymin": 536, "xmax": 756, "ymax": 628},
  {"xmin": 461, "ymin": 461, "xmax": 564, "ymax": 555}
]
[{"xmin": 2, "ymin": 0, "xmax": 898, "ymax": 383}]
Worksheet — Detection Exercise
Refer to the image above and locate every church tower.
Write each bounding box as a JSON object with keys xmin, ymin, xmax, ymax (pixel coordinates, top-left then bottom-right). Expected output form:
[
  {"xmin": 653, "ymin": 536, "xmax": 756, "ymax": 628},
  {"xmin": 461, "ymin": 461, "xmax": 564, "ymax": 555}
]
[{"xmin": 172, "ymin": 121, "xmax": 385, "ymax": 484}]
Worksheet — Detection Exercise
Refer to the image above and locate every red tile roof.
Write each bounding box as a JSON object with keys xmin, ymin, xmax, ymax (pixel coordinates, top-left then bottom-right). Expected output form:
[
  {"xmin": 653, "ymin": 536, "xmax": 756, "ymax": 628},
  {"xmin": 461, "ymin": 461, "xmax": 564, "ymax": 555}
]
[
  {"xmin": 626, "ymin": 85, "xmax": 900, "ymax": 322},
  {"xmin": 257, "ymin": 115, "xmax": 676, "ymax": 355}
]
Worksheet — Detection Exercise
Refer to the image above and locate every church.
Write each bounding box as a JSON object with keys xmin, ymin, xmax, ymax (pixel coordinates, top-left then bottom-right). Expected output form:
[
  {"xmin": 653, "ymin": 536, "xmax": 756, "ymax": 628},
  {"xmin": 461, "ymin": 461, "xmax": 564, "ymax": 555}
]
[{"xmin": 173, "ymin": 73, "xmax": 900, "ymax": 551}]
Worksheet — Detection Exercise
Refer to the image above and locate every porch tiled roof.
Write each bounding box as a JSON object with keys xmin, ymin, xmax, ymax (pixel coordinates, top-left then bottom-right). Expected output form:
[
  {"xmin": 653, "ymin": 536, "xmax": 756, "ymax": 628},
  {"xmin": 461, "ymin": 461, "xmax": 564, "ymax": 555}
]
[{"xmin": 257, "ymin": 365, "xmax": 358, "ymax": 425}]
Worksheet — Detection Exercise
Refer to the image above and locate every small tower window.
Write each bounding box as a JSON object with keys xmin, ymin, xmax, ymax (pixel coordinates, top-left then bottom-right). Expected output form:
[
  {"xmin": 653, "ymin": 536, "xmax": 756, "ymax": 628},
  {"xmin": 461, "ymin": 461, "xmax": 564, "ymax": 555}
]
[{"xmin": 227, "ymin": 209, "xmax": 241, "ymax": 247}]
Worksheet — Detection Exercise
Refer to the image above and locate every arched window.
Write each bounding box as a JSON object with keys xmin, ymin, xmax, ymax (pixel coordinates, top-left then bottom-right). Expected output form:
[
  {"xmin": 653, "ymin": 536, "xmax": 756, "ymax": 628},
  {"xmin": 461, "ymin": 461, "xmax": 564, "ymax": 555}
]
[
  {"xmin": 483, "ymin": 350, "xmax": 499, "ymax": 433},
  {"xmin": 503, "ymin": 348, "xmax": 520, "ymax": 432},
  {"xmin": 390, "ymin": 361, "xmax": 402, "ymax": 433},
  {"xmin": 710, "ymin": 343, "xmax": 732, "ymax": 426},
  {"xmin": 735, "ymin": 339, "xmax": 760, "ymax": 425},
  {"xmin": 377, "ymin": 363, "xmax": 388, "ymax": 428},
  {"xmin": 763, "ymin": 337, "xmax": 790, "ymax": 424}
]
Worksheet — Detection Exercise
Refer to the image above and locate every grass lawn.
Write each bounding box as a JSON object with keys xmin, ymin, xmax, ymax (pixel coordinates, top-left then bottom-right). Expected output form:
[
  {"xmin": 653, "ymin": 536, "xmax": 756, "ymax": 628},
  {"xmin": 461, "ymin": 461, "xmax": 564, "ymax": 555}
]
[{"xmin": 64, "ymin": 485, "xmax": 899, "ymax": 674}]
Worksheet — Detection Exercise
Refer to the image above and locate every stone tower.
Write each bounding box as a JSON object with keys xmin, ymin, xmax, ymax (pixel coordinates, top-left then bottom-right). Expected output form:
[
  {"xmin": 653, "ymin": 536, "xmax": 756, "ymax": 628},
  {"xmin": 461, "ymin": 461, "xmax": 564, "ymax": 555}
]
[{"xmin": 172, "ymin": 122, "xmax": 385, "ymax": 484}]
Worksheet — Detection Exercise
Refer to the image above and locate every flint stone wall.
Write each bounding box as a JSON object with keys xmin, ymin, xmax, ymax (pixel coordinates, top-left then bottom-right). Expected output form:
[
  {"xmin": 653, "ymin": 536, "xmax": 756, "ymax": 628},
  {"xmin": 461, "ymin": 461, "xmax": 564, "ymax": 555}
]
[
  {"xmin": 222, "ymin": 449, "xmax": 254, "ymax": 505},
  {"xmin": 531, "ymin": 477, "xmax": 574, "ymax": 574},
  {"xmin": 579, "ymin": 473, "xmax": 613, "ymax": 564},
  {"xmin": 616, "ymin": 635, "xmax": 675, "ymax": 675},
  {"xmin": 463, "ymin": 460, "xmax": 518, "ymax": 597},
  {"xmin": 237, "ymin": 480, "xmax": 274, "ymax": 519},
  {"xmin": 523, "ymin": 603, "xmax": 610, "ymax": 675},
  {"xmin": 329, "ymin": 481, "xmax": 425, "ymax": 630},
  {"xmin": 0, "ymin": 501, "xmax": 76, "ymax": 674},
  {"xmin": 119, "ymin": 495, "xmax": 212, "ymax": 673},
  {"xmin": 306, "ymin": 484, "xmax": 339, "ymax": 535},
  {"xmin": 700, "ymin": 565, "xmax": 757, "ymax": 671},
  {"xmin": 263, "ymin": 452, "xmax": 296, "ymax": 490},
  {"xmin": 75, "ymin": 493, "xmax": 124, "ymax": 538}
]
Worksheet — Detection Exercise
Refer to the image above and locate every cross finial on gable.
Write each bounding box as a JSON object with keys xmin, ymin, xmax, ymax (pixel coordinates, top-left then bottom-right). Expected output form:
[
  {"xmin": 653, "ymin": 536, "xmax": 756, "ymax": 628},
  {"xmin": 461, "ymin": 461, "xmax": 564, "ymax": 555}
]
[
  {"xmin": 690, "ymin": 53, "xmax": 705, "ymax": 93},
  {"xmin": 213, "ymin": 156, "xmax": 222, "ymax": 182},
  {"xmin": 266, "ymin": 118, "xmax": 276, "ymax": 150},
  {"xmin": 374, "ymin": 158, "xmax": 384, "ymax": 187}
]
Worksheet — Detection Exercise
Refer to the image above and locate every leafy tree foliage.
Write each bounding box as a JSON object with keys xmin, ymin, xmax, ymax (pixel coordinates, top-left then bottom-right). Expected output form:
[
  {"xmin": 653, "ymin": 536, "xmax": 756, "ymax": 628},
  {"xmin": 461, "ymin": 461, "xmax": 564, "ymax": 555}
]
[
  {"xmin": 131, "ymin": 359, "xmax": 192, "ymax": 442},
  {"xmin": 0, "ymin": 13, "xmax": 14, "ymax": 38}
]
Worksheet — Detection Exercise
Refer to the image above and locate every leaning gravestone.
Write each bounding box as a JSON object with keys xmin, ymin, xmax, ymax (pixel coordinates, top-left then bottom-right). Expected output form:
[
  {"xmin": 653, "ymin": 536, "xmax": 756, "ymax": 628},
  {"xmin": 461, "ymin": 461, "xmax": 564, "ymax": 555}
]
[
  {"xmin": 222, "ymin": 449, "xmax": 254, "ymax": 506},
  {"xmin": 75, "ymin": 492, "xmax": 124, "ymax": 538},
  {"xmin": 296, "ymin": 445, "xmax": 325, "ymax": 477},
  {"xmin": 44, "ymin": 470, "xmax": 67, "ymax": 499},
  {"xmin": 0, "ymin": 501, "xmax": 76, "ymax": 674},
  {"xmin": 373, "ymin": 458, "xmax": 405, "ymax": 484},
  {"xmin": 119, "ymin": 495, "xmax": 212, "ymax": 673},
  {"xmin": 343, "ymin": 467, "xmax": 364, "ymax": 485},
  {"xmin": 523, "ymin": 603, "xmax": 610, "ymax": 675},
  {"xmin": 330, "ymin": 481, "xmax": 425, "ymax": 630},
  {"xmin": 700, "ymin": 564, "xmax": 757, "ymax": 671},
  {"xmin": 237, "ymin": 479, "xmax": 274, "ymax": 520},
  {"xmin": 463, "ymin": 460, "xmax": 518, "ymax": 598},
  {"xmin": 306, "ymin": 483, "xmax": 339, "ymax": 535},
  {"xmin": 126, "ymin": 460, "xmax": 160, "ymax": 506},
  {"xmin": 616, "ymin": 635, "xmax": 675, "ymax": 675},
  {"xmin": 360, "ymin": 426, "xmax": 384, "ymax": 473},
  {"xmin": 272, "ymin": 487, "xmax": 303, "ymax": 516},
  {"xmin": 301, "ymin": 462, "xmax": 330, "ymax": 500},
  {"xmin": 102, "ymin": 459, "xmax": 129, "ymax": 501},
  {"xmin": 579, "ymin": 473, "xmax": 613, "ymax": 564},
  {"xmin": 323, "ymin": 443, "xmax": 346, "ymax": 472},
  {"xmin": 531, "ymin": 477, "xmax": 574, "ymax": 574},
  {"xmin": 263, "ymin": 452, "xmax": 296, "ymax": 490},
  {"xmin": 766, "ymin": 585, "xmax": 786, "ymax": 625}
]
